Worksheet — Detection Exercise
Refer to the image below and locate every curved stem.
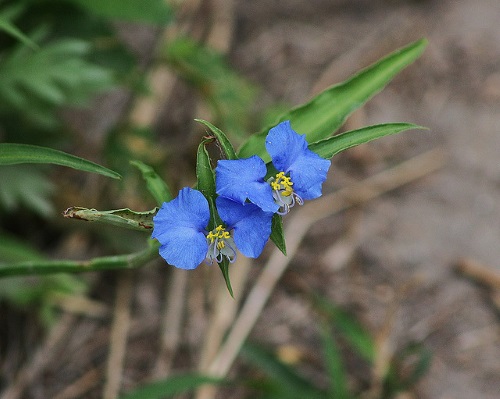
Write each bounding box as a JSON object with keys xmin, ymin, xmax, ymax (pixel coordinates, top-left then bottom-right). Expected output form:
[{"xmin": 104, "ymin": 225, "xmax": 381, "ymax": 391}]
[{"xmin": 0, "ymin": 241, "xmax": 159, "ymax": 278}]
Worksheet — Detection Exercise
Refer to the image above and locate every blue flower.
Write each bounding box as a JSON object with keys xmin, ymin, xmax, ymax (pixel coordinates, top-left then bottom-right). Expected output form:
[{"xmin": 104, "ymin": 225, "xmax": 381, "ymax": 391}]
[
  {"xmin": 265, "ymin": 120, "xmax": 330, "ymax": 214},
  {"xmin": 215, "ymin": 120, "xmax": 331, "ymax": 215},
  {"xmin": 152, "ymin": 187, "xmax": 273, "ymax": 270}
]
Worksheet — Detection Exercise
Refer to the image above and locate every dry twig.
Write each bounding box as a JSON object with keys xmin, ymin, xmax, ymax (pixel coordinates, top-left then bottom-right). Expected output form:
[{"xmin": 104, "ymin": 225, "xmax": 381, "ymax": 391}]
[
  {"xmin": 1, "ymin": 314, "xmax": 75, "ymax": 399},
  {"xmin": 102, "ymin": 272, "xmax": 134, "ymax": 399}
]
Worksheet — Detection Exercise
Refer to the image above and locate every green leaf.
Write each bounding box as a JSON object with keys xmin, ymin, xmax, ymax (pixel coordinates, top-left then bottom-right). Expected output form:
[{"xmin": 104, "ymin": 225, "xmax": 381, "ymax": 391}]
[
  {"xmin": 195, "ymin": 119, "xmax": 238, "ymax": 160},
  {"xmin": 0, "ymin": 143, "xmax": 121, "ymax": 179},
  {"xmin": 195, "ymin": 139, "xmax": 234, "ymax": 296},
  {"xmin": 320, "ymin": 323, "xmax": 350, "ymax": 399},
  {"xmin": 238, "ymin": 39, "xmax": 428, "ymax": 160},
  {"xmin": 385, "ymin": 342, "xmax": 432, "ymax": 394},
  {"xmin": 312, "ymin": 295, "xmax": 375, "ymax": 362},
  {"xmin": 63, "ymin": 207, "xmax": 157, "ymax": 231},
  {"xmin": 309, "ymin": 123, "xmax": 425, "ymax": 159},
  {"xmin": 0, "ymin": 37, "xmax": 114, "ymax": 127},
  {"xmin": 218, "ymin": 257, "xmax": 234, "ymax": 298},
  {"xmin": 119, "ymin": 374, "xmax": 226, "ymax": 399},
  {"xmin": 196, "ymin": 139, "xmax": 216, "ymax": 200},
  {"xmin": 0, "ymin": 165, "xmax": 55, "ymax": 216},
  {"xmin": 196, "ymin": 138, "xmax": 219, "ymax": 231},
  {"xmin": 68, "ymin": 0, "xmax": 172, "ymax": 25},
  {"xmin": 241, "ymin": 342, "xmax": 324, "ymax": 399},
  {"xmin": 130, "ymin": 160, "xmax": 172, "ymax": 205},
  {"xmin": 270, "ymin": 214, "xmax": 286, "ymax": 256},
  {"xmin": 0, "ymin": 4, "xmax": 39, "ymax": 50}
]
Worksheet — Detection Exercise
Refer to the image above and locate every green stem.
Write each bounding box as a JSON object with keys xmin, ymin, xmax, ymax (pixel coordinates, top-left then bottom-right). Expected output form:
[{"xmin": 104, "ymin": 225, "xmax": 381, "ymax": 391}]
[{"xmin": 0, "ymin": 242, "xmax": 159, "ymax": 278}]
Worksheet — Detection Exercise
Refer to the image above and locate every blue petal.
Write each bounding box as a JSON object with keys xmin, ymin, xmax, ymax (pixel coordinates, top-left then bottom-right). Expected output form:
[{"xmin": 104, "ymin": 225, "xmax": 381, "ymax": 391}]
[
  {"xmin": 216, "ymin": 197, "xmax": 273, "ymax": 258},
  {"xmin": 266, "ymin": 120, "xmax": 330, "ymax": 200},
  {"xmin": 265, "ymin": 120, "xmax": 307, "ymax": 172},
  {"xmin": 288, "ymin": 152, "xmax": 330, "ymax": 200},
  {"xmin": 215, "ymin": 156, "xmax": 278, "ymax": 213},
  {"xmin": 152, "ymin": 187, "xmax": 210, "ymax": 269}
]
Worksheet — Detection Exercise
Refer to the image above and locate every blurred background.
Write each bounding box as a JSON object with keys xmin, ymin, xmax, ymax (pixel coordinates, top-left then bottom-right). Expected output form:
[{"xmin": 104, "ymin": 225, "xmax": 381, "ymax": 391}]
[{"xmin": 1, "ymin": 0, "xmax": 499, "ymax": 398}]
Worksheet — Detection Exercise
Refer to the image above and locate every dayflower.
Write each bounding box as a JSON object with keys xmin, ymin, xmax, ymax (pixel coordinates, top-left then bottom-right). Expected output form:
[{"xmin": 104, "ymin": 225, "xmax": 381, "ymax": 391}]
[
  {"xmin": 152, "ymin": 187, "xmax": 273, "ymax": 270},
  {"xmin": 216, "ymin": 120, "xmax": 331, "ymax": 214},
  {"xmin": 265, "ymin": 120, "xmax": 331, "ymax": 214}
]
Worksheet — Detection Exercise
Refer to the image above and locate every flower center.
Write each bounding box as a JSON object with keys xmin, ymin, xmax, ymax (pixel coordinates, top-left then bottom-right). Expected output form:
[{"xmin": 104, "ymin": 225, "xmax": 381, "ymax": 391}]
[
  {"xmin": 206, "ymin": 224, "xmax": 237, "ymax": 263},
  {"xmin": 268, "ymin": 171, "xmax": 304, "ymax": 215}
]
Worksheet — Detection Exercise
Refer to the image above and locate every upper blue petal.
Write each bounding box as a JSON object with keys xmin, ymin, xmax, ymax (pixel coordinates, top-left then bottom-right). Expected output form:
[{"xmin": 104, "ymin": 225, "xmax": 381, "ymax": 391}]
[
  {"xmin": 265, "ymin": 120, "xmax": 331, "ymax": 200},
  {"xmin": 215, "ymin": 156, "xmax": 279, "ymax": 213},
  {"xmin": 152, "ymin": 187, "xmax": 210, "ymax": 270},
  {"xmin": 216, "ymin": 196, "xmax": 273, "ymax": 258}
]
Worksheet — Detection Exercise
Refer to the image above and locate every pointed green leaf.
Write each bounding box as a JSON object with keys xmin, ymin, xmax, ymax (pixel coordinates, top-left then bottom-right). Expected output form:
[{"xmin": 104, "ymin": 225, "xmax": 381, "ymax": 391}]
[
  {"xmin": 130, "ymin": 160, "xmax": 172, "ymax": 205},
  {"xmin": 119, "ymin": 374, "xmax": 226, "ymax": 399},
  {"xmin": 63, "ymin": 207, "xmax": 157, "ymax": 231},
  {"xmin": 320, "ymin": 323, "xmax": 350, "ymax": 399},
  {"xmin": 195, "ymin": 119, "xmax": 238, "ymax": 160},
  {"xmin": 195, "ymin": 139, "xmax": 219, "ymax": 231},
  {"xmin": 0, "ymin": 11, "xmax": 38, "ymax": 50},
  {"xmin": 241, "ymin": 342, "xmax": 324, "ymax": 399},
  {"xmin": 270, "ymin": 214, "xmax": 286, "ymax": 256},
  {"xmin": 238, "ymin": 39, "xmax": 428, "ymax": 160},
  {"xmin": 312, "ymin": 294, "xmax": 375, "ymax": 362},
  {"xmin": 0, "ymin": 143, "xmax": 121, "ymax": 179},
  {"xmin": 218, "ymin": 257, "xmax": 234, "ymax": 298},
  {"xmin": 196, "ymin": 139, "xmax": 216, "ymax": 200},
  {"xmin": 309, "ymin": 123, "xmax": 425, "ymax": 159}
]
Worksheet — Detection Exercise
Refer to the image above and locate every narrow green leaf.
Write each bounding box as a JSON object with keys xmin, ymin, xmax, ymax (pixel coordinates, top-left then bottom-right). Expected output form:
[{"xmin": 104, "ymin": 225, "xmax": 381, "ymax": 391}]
[
  {"xmin": 195, "ymin": 119, "xmax": 238, "ymax": 160},
  {"xmin": 196, "ymin": 139, "xmax": 233, "ymax": 296},
  {"xmin": 119, "ymin": 374, "xmax": 226, "ymax": 399},
  {"xmin": 312, "ymin": 294, "xmax": 375, "ymax": 362},
  {"xmin": 0, "ymin": 143, "xmax": 121, "ymax": 179},
  {"xmin": 130, "ymin": 160, "xmax": 172, "ymax": 205},
  {"xmin": 218, "ymin": 257, "xmax": 234, "ymax": 298},
  {"xmin": 309, "ymin": 123, "xmax": 425, "ymax": 159},
  {"xmin": 196, "ymin": 138, "xmax": 220, "ymax": 232},
  {"xmin": 0, "ymin": 242, "xmax": 159, "ymax": 277},
  {"xmin": 238, "ymin": 39, "xmax": 428, "ymax": 160},
  {"xmin": 63, "ymin": 207, "xmax": 157, "ymax": 231},
  {"xmin": 196, "ymin": 139, "xmax": 216, "ymax": 200},
  {"xmin": 241, "ymin": 342, "xmax": 324, "ymax": 399},
  {"xmin": 320, "ymin": 323, "xmax": 350, "ymax": 399},
  {"xmin": 386, "ymin": 342, "xmax": 432, "ymax": 393},
  {"xmin": 0, "ymin": 17, "xmax": 38, "ymax": 50},
  {"xmin": 270, "ymin": 214, "xmax": 286, "ymax": 256}
]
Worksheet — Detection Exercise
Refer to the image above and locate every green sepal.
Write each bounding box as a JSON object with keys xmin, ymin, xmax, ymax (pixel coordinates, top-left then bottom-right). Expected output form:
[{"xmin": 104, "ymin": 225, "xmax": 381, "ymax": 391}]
[
  {"xmin": 63, "ymin": 207, "xmax": 157, "ymax": 231},
  {"xmin": 218, "ymin": 257, "xmax": 234, "ymax": 298},
  {"xmin": 130, "ymin": 160, "xmax": 172, "ymax": 205},
  {"xmin": 195, "ymin": 119, "xmax": 238, "ymax": 160},
  {"xmin": 270, "ymin": 214, "xmax": 286, "ymax": 256},
  {"xmin": 238, "ymin": 38, "xmax": 428, "ymax": 160},
  {"xmin": 0, "ymin": 143, "xmax": 121, "ymax": 179},
  {"xmin": 309, "ymin": 123, "xmax": 426, "ymax": 159}
]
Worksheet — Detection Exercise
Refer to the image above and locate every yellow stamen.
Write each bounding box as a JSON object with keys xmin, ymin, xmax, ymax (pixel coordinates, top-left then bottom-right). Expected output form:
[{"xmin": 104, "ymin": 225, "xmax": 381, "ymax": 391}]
[{"xmin": 270, "ymin": 171, "xmax": 294, "ymax": 195}]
